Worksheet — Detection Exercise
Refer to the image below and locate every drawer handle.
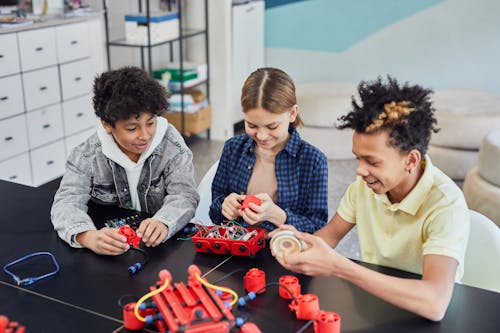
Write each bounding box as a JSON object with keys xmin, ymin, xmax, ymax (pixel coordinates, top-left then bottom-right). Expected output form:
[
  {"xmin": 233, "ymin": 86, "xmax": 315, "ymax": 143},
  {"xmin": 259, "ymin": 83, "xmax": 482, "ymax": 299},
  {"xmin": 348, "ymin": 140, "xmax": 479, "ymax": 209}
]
[
  {"xmin": 43, "ymin": 124, "xmax": 51, "ymax": 129},
  {"xmin": 4, "ymin": 136, "xmax": 13, "ymax": 141},
  {"xmin": 35, "ymin": 47, "xmax": 44, "ymax": 52},
  {"xmin": 39, "ymin": 86, "xmax": 48, "ymax": 91},
  {"xmin": 0, "ymin": 96, "xmax": 8, "ymax": 101},
  {"xmin": 9, "ymin": 175, "xmax": 18, "ymax": 180},
  {"xmin": 70, "ymin": 40, "xmax": 78, "ymax": 45},
  {"xmin": 76, "ymin": 112, "xmax": 84, "ymax": 117},
  {"xmin": 46, "ymin": 160, "xmax": 54, "ymax": 165},
  {"xmin": 0, "ymin": 54, "xmax": 4, "ymax": 58},
  {"xmin": 74, "ymin": 76, "xmax": 82, "ymax": 82}
]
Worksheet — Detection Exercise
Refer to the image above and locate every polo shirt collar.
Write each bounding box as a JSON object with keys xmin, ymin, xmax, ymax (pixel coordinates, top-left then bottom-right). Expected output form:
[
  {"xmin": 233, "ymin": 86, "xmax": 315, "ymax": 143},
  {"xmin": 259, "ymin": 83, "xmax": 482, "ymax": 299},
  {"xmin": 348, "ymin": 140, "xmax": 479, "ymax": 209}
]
[{"xmin": 374, "ymin": 155, "xmax": 435, "ymax": 215}]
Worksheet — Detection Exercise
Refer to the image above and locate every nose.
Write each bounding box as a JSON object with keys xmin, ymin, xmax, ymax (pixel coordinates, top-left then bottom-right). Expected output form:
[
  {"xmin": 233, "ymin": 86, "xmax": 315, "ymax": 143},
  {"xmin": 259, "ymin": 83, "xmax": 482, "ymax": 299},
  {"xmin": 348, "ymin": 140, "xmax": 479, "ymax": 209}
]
[
  {"xmin": 256, "ymin": 128, "xmax": 267, "ymax": 141},
  {"xmin": 138, "ymin": 126, "xmax": 149, "ymax": 140},
  {"xmin": 356, "ymin": 160, "xmax": 369, "ymax": 177}
]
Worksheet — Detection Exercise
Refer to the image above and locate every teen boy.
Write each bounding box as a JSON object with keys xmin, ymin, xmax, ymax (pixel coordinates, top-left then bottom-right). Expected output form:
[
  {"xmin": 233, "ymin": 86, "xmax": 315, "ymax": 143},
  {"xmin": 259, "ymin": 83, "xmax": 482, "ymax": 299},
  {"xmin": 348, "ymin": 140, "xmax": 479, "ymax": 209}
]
[
  {"xmin": 270, "ymin": 77, "xmax": 469, "ymax": 321},
  {"xmin": 51, "ymin": 67, "xmax": 199, "ymax": 255}
]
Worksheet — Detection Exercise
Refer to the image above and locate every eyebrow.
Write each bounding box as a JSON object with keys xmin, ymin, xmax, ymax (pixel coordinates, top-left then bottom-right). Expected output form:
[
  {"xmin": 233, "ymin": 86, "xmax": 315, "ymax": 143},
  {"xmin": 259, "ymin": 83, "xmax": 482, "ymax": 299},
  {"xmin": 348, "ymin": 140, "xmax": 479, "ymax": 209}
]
[
  {"xmin": 125, "ymin": 115, "xmax": 155, "ymax": 125},
  {"xmin": 246, "ymin": 120, "xmax": 279, "ymax": 127}
]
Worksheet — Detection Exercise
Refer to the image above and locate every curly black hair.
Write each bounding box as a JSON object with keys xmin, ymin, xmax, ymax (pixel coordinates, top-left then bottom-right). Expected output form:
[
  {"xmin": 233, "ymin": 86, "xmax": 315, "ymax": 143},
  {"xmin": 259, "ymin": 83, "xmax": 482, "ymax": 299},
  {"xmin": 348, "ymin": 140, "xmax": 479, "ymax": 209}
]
[
  {"xmin": 337, "ymin": 76, "xmax": 439, "ymax": 156},
  {"xmin": 92, "ymin": 66, "xmax": 169, "ymax": 126}
]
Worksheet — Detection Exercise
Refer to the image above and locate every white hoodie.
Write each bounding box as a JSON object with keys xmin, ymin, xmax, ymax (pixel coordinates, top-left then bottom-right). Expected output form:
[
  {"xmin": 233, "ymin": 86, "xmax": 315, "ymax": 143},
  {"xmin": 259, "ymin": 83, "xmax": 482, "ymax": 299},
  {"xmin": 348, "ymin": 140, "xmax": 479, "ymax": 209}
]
[{"xmin": 97, "ymin": 117, "xmax": 168, "ymax": 211}]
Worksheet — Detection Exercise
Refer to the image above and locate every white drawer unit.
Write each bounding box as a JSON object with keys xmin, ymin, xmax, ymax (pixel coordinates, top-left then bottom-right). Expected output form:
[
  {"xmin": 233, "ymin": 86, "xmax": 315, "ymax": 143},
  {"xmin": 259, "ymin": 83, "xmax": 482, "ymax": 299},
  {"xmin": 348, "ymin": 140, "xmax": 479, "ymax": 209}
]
[
  {"xmin": 63, "ymin": 94, "xmax": 96, "ymax": 136},
  {"xmin": 56, "ymin": 21, "xmax": 90, "ymax": 63},
  {"xmin": 0, "ymin": 114, "xmax": 29, "ymax": 161},
  {"xmin": 0, "ymin": 33, "xmax": 20, "ymax": 77},
  {"xmin": 26, "ymin": 104, "xmax": 64, "ymax": 149},
  {"xmin": 0, "ymin": 75, "xmax": 24, "ymax": 119},
  {"xmin": 30, "ymin": 140, "xmax": 66, "ymax": 186},
  {"xmin": 0, "ymin": 153, "xmax": 32, "ymax": 186},
  {"xmin": 22, "ymin": 66, "xmax": 61, "ymax": 111},
  {"xmin": 65, "ymin": 128, "xmax": 95, "ymax": 157},
  {"xmin": 0, "ymin": 17, "xmax": 105, "ymax": 186},
  {"xmin": 18, "ymin": 27, "xmax": 58, "ymax": 72},
  {"xmin": 60, "ymin": 59, "xmax": 92, "ymax": 100}
]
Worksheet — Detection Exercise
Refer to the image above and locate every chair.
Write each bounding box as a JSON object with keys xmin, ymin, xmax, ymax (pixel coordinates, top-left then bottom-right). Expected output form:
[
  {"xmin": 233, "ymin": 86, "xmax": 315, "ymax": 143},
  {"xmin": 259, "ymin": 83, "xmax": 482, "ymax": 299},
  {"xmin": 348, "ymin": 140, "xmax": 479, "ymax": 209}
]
[
  {"xmin": 461, "ymin": 209, "xmax": 500, "ymax": 292},
  {"xmin": 191, "ymin": 161, "xmax": 219, "ymax": 226}
]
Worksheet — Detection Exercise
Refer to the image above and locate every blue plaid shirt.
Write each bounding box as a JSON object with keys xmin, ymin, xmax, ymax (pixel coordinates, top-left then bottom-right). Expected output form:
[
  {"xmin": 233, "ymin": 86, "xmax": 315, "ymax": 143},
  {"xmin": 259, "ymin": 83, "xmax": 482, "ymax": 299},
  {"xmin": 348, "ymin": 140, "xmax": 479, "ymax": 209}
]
[{"xmin": 209, "ymin": 127, "xmax": 328, "ymax": 233}]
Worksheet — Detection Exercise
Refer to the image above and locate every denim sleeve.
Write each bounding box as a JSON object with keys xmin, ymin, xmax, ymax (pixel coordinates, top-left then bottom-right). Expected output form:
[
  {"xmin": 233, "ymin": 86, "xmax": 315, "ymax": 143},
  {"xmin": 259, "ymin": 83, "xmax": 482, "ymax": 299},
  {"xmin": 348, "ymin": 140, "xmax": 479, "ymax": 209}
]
[
  {"xmin": 283, "ymin": 154, "xmax": 329, "ymax": 233},
  {"xmin": 153, "ymin": 142, "xmax": 200, "ymax": 239},
  {"xmin": 209, "ymin": 141, "xmax": 232, "ymax": 224},
  {"xmin": 50, "ymin": 150, "xmax": 96, "ymax": 247}
]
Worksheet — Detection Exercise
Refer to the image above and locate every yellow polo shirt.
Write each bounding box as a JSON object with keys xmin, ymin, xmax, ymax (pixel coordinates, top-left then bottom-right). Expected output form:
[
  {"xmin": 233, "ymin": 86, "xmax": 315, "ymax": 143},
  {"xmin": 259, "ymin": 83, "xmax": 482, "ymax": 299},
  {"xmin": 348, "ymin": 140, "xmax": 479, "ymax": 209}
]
[{"xmin": 337, "ymin": 156, "xmax": 469, "ymax": 280}]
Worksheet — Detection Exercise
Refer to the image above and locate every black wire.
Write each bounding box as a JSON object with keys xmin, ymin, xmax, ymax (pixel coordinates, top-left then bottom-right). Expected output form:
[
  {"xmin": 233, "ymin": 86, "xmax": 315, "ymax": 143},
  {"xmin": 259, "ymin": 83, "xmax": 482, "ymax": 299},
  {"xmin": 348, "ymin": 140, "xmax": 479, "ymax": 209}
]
[
  {"xmin": 254, "ymin": 282, "xmax": 299, "ymax": 304},
  {"xmin": 295, "ymin": 319, "xmax": 314, "ymax": 333},
  {"xmin": 130, "ymin": 246, "xmax": 150, "ymax": 265},
  {"xmin": 211, "ymin": 268, "xmax": 246, "ymax": 285},
  {"xmin": 117, "ymin": 294, "xmax": 137, "ymax": 308}
]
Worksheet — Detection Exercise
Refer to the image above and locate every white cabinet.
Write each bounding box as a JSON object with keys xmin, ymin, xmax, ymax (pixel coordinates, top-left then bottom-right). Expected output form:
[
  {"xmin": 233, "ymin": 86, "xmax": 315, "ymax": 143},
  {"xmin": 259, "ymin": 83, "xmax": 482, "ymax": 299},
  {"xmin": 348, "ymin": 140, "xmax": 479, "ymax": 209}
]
[{"xmin": 0, "ymin": 16, "xmax": 106, "ymax": 187}]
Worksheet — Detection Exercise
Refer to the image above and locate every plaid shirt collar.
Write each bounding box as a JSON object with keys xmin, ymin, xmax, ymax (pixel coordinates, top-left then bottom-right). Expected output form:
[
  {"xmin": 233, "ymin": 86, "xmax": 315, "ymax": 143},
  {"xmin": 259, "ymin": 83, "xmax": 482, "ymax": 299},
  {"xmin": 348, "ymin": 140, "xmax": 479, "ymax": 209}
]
[{"xmin": 242, "ymin": 125, "xmax": 300, "ymax": 157}]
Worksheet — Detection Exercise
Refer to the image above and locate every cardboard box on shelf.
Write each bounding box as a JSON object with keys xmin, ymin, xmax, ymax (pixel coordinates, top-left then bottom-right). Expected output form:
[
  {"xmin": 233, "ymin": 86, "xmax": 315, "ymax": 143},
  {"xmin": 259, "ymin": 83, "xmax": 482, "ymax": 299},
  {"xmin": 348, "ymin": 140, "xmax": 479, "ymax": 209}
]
[
  {"xmin": 125, "ymin": 12, "xmax": 179, "ymax": 44},
  {"xmin": 164, "ymin": 105, "xmax": 211, "ymax": 137}
]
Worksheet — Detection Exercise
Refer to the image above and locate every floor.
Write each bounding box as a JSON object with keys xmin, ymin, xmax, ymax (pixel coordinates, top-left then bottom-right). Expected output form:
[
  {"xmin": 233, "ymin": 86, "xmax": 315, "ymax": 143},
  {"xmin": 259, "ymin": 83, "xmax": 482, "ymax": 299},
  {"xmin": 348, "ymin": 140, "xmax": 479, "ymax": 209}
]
[{"xmin": 40, "ymin": 134, "xmax": 362, "ymax": 260}]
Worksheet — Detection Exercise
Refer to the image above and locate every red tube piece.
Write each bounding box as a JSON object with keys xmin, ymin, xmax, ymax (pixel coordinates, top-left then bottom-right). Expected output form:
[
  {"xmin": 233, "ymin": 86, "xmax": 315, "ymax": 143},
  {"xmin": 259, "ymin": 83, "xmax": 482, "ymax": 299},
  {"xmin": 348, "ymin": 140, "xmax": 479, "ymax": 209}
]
[
  {"xmin": 314, "ymin": 310, "xmax": 341, "ymax": 333},
  {"xmin": 278, "ymin": 275, "xmax": 301, "ymax": 299},
  {"xmin": 243, "ymin": 268, "xmax": 266, "ymax": 294}
]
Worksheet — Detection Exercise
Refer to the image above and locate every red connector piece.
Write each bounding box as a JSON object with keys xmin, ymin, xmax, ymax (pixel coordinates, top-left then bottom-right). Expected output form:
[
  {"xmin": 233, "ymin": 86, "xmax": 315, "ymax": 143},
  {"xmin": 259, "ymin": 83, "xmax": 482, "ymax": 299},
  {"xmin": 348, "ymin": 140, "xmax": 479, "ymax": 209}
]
[
  {"xmin": 243, "ymin": 268, "xmax": 266, "ymax": 294},
  {"xmin": 118, "ymin": 225, "xmax": 141, "ymax": 248},
  {"xmin": 313, "ymin": 311, "xmax": 341, "ymax": 333},
  {"xmin": 241, "ymin": 195, "xmax": 262, "ymax": 211},
  {"xmin": 239, "ymin": 322, "xmax": 262, "ymax": 333},
  {"xmin": 0, "ymin": 315, "xmax": 25, "ymax": 333},
  {"xmin": 278, "ymin": 275, "xmax": 301, "ymax": 300},
  {"xmin": 289, "ymin": 294, "xmax": 320, "ymax": 320},
  {"xmin": 192, "ymin": 227, "xmax": 266, "ymax": 257}
]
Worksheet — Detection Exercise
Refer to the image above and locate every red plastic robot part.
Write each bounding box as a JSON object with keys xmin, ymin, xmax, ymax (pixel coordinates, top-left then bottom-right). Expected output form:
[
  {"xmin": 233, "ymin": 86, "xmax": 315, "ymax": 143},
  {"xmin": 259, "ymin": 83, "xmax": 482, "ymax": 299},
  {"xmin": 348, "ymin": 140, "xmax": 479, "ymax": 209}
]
[
  {"xmin": 118, "ymin": 225, "xmax": 141, "ymax": 248},
  {"xmin": 0, "ymin": 315, "xmax": 26, "ymax": 333},
  {"xmin": 290, "ymin": 294, "xmax": 320, "ymax": 321},
  {"xmin": 239, "ymin": 322, "xmax": 262, "ymax": 333},
  {"xmin": 243, "ymin": 268, "xmax": 266, "ymax": 294},
  {"xmin": 278, "ymin": 275, "xmax": 301, "ymax": 299},
  {"xmin": 123, "ymin": 302, "xmax": 145, "ymax": 331},
  {"xmin": 314, "ymin": 311, "xmax": 341, "ymax": 333},
  {"xmin": 241, "ymin": 195, "xmax": 262, "ymax": 211}
]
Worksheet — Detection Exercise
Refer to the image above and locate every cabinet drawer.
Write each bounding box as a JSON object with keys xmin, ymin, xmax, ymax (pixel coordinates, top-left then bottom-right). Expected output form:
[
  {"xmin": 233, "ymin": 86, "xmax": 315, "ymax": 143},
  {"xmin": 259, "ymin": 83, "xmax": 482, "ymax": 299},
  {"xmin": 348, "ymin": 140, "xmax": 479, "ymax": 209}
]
[
  {"xmin": 18, "ymin": 27, "xmax": 57, "ymax": 72},
  {"xmin": 56, "ymin": 22, "xmax": 90, "ymax": 63},
  {"xmin": 0, "ymin": 75, "xmax": 24, "ymax": 119},
  {"xmin": 0, "ymin": 114, "xmax": 29, "ymax": 161},
  {"xmin": 0, "ymin": 34, "xmax": 20, "ymax": 77},
  {"xmin": 30, "ymin": 140, "xmax": 66, "ymax": 186},
  {"xmin": 26, "ymin": 104, "xmax": 64, "ymax": 149},
  {"xmin": 65, "ymin": 128, "xmax": 95, "ymax": 157},
  {"xmin": 22, "ymin": 66, "xmax": 60, "ymax": 111},
  {"xmin": 62, "ymin": 94, "xmax": 96, "ymax": 135},
  {"xmin": 60, "ymin": 59, "xmax": 92, "ymax": 100},
  {"xmin": 0, "ymin": 153, "xmax": 32, "ymax": 186}
]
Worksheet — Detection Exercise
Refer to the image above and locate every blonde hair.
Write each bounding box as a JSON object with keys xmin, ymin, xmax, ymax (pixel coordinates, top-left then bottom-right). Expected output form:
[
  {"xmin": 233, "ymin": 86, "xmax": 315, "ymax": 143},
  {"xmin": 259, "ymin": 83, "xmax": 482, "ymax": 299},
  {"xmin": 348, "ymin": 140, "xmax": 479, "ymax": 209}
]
[
  {"xmin": 241, "ymin": 67, "xmax": 303, "ymax": 128},
  {"xmin": 365, "ymin": 101, "xmax": 415, "ymax": 133}
]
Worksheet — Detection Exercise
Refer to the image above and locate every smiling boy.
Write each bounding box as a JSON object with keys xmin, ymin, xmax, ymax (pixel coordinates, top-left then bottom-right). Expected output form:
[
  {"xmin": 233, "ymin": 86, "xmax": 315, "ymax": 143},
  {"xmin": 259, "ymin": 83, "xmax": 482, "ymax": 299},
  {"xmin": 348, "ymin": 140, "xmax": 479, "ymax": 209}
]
[
  {"xmin": 271, "ymin": 77, "xmax": 470, "ymax": 321},
  {"xmin": 51, "ymin": 67, "xmax": 199, "ymax": 255}
]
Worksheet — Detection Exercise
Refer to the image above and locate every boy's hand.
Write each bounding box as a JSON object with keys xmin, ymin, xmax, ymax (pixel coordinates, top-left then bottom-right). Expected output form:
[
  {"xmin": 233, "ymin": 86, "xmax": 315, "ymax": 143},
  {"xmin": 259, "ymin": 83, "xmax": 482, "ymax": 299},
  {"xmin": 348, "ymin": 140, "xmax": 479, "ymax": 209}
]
[
  {"xmin": 221, "ymin": 193, "xmax": 245, "ymax": 221},
  {"xmin": 136, "ymin": 218, "xmax": 169, "ymax": 247},
  {"xmin": 77, "ymin": 229, "xmax": 129, "ymax": 256}
]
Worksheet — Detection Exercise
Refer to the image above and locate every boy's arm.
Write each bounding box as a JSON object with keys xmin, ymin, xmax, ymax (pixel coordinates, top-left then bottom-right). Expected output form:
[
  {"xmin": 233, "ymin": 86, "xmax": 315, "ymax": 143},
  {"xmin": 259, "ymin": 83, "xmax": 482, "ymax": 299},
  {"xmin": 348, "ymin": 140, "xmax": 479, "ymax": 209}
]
[{"xmin": 153, "ymin": 148, "xmax": 199, "ymax": 239}]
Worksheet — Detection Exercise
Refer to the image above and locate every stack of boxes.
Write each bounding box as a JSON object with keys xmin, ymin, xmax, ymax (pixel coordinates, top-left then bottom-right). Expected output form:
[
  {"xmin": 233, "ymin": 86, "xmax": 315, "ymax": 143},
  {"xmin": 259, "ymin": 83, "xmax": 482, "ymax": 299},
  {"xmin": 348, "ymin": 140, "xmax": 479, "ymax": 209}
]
[{"xmin": 125, "ymin": 11, "xmax": 179, "ymax": 44}]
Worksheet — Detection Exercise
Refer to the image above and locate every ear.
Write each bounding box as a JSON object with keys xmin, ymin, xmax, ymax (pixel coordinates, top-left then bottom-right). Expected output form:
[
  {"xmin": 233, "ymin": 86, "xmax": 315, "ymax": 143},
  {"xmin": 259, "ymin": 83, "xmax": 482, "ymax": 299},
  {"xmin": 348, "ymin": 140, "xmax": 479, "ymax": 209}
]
[
  {"xmin": 405, "ymin": 149, "xmax": 422, "ymax": 170},
  {"xmin": 100, "ymin": 119, "xmax": 112, "ymax": 134},
  {"xmin": 289, "ymin": 104, "xmax": 299, "ymax": 123}
]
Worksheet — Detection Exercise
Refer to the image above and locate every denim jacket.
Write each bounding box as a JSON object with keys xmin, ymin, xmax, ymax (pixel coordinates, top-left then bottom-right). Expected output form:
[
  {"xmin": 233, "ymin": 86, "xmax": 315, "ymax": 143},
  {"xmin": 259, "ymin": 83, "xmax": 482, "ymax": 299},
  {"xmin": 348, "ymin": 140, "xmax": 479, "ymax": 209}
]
[{"xmin": 51, "ymin": 123, "xmax": 199, "ymax": 247}]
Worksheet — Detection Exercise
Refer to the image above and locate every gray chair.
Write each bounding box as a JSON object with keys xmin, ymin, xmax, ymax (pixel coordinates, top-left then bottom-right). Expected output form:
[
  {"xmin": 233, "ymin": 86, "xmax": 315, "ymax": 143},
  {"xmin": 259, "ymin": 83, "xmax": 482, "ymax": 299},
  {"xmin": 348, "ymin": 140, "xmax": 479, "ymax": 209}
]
[
  {"xmin": 191, "ymin": 161, "xmax": 219, "ymax": 226},
  {"xmin": 461, "ymin": 209, "xmax": 500, "ymax": 292}
]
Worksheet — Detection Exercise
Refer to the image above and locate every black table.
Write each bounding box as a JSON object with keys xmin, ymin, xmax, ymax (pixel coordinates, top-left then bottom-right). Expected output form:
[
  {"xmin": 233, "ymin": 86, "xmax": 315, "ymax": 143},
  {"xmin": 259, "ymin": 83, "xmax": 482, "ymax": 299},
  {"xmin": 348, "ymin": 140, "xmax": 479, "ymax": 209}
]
[{"xmin": 1, "ymin": 180, "xmax": 499, "ymax": 333}]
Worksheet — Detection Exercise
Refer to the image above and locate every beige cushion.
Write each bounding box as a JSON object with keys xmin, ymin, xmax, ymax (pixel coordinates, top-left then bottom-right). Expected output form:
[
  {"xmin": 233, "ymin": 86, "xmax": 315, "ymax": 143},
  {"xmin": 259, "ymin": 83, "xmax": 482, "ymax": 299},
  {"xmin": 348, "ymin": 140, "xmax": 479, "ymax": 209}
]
[
  {"xmin": 298, "ymin": 126, "xmax": 354, "ymax": 160},
  {"xmin": 463, "ymin": 168, "xmax": 500, "ymax": 227},
  {"xmin": 428, "ymin": 145, "xmax": 478, "ymax": 180},
  {"xmin": 432, "ymin": 89, "xmax": 500, "ymax": 149},
  {"xmin": 478, "ymin": 130, "xmax": 500, "ymax": 187}
]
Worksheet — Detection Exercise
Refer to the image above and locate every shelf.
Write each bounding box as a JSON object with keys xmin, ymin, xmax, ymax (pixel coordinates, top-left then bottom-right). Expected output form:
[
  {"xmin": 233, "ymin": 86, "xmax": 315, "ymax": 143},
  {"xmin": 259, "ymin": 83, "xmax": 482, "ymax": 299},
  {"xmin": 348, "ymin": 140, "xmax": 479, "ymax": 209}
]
[
  {"xmin": 107, "ymin": 28, "xmax": 207, "ymax": 48},
  {"xmin": 168, "ymin": 78, "xmax": 208, "ymax": 93}
]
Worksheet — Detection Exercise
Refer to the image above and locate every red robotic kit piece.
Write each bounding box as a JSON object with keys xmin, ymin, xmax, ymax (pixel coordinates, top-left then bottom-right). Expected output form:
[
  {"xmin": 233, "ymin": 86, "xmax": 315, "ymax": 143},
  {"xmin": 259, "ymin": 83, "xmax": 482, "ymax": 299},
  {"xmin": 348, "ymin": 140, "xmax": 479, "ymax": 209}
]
[
  {"xmin": 118, "ymin": 225, "xmax": 141, "ymax": 248},
  {"xmin": 123, "ymin": 265, "xmax": 237, "ymax": 333},
  {"xmin": 289, "ymin": 294, "xmax": 320, "ymax": 320},
  {"xmin": 191, "ymin": 225, "xmax": 266, "ymax": 257},
  {"xmin": 278, "ymin": 275, "xmax": 301, "ymax": 300},
  {"xmin": 243, "ymin": 268, "xmax": 266, "ymax": 294},
  {"xmin": 0, "ymin": 315, "xmax": 25, "ymax": 333},
  {"xmin": 314, "ymin": 310, "xmax": 341, "ymax": 333},
  {"xmin": 239, "ymin": 322, "xmax": 262, "ymax": 333},
  {"xmin": 240, "ymin": 195, "xmax": 262, "ymax": 212}
]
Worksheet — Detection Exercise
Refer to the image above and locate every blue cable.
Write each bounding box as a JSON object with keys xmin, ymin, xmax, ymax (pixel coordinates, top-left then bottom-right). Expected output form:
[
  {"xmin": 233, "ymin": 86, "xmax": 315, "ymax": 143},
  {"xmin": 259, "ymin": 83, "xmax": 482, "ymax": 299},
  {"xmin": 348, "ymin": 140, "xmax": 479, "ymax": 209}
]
[{"xmin": 3, "ymin": 252, "xmax": 60, "ymax": 286}]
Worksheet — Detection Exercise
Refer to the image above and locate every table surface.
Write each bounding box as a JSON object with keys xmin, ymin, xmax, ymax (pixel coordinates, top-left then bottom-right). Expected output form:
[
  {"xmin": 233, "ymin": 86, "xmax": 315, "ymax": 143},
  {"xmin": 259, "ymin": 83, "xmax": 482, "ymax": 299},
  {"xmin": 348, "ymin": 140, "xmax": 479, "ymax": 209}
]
[{"xmin": 0, "ymin": 180, "xmax": 499, "ymax": 333}]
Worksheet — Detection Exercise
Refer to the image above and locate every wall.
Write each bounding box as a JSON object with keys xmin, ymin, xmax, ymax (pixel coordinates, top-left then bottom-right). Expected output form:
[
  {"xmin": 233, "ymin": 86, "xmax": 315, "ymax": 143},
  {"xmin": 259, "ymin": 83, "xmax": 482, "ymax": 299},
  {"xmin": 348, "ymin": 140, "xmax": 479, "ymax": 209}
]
[{"xmin": 265, "ymin": 0, "xmax": 500, "ymax": 93}]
